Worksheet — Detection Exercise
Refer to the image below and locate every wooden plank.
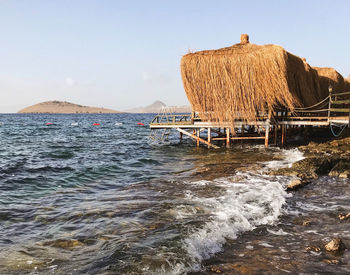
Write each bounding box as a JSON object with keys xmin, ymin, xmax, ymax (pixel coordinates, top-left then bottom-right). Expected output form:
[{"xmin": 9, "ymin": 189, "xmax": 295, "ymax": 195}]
[
  {"xmin": 330, "ymin": 108, "xmax": 350, "ymax": 112},
  {"xmin": 176, "ymin": 128, "xmax": 219, "ymax": 149},
  {"xmin": 331, "ymin": 100, "xmax": 350, "ymax": 104},
  {"xmin": 212, "ymin": 137, "xmax": 226, "ymax": 141},
  {"xmin": 230, "ymin": 136, "xmax": 265, "ymax": 140},
  {"xmin": 277, "ymin": 121, "xmax": 329, "ymax": 126}
]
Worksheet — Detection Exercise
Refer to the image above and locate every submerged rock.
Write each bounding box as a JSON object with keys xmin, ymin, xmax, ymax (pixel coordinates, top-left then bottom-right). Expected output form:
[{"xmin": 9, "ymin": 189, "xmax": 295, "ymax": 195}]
[
  {"xmin": 322, "ymin": 259, "xmax": 340, "ymax": 265},
  {"xmin": 338, "ymin": 212, "xmax": 350, "ymax": 221},
  {"xmin": 306, "ymin": 246, "xmax": 321, "ymax": 252},
  {"xmin": 299, "ymin": 137, "xmax": 350, "ymax": 156},
  {"xmin": 43, "ymin": 239, "xmax": 84, "ymax": 248},
  {"xmin": 272, "ymin": 157, "xmax": 336, "ymax": 180},
  {"xmin": 286, "ymin": 179, "xmax": 308, "ymax": 191},
  {"xmin": 328, "ymin": 161, "xmax": 350, "ymax": 177},
  {"xmin": 324, "ymin": 239, "xmax": 345, "ymax": 253}
]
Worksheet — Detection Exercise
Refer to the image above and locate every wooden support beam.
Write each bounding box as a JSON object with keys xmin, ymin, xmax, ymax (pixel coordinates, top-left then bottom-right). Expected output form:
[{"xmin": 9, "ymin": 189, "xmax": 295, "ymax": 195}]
[
  {"xmin": 281, "ymin": 125, "xmax": 286, "ymax": 147},
  {"xmin": 179, "ymin": 131, "xmax": 183, "ymax": 140},
  {"xmin": 226, "ymin": 128, "xmax": 230, "ymax": 148},
  {"xmin": 231, "ymin": 136, "xmax": 265, "ymax": 140},
  {"xmin": 265, "ymin": 125, "xmax": 270, "ymax": 148},
  {"xmin": 212, "ymin": 136, "xmax": 265, "ymax": 141},
  {"xmin": 207, "ymin": 128, "xmax": 211, "ymax": 148},
  {"xmin": 196, "ymin": 129, "xmax": 200, "ymax": 147},
  {"xmin": 264, "ymin": 112, "xmax": 271, "ymax": 148},
  {"xmin": 212, "ymin": 137, "xmax": 227, "ymax": 141},
  {"xmin": 176, "ymin": 128, "xmax": 219, "ymax": 149},
  {"xmin": 274, "ymin": 126, "xmax": 278, "ymax": 145}
]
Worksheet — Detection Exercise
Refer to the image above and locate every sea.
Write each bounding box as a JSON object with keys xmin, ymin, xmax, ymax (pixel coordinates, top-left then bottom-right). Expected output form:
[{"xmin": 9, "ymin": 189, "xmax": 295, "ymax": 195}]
[{"xmin": 0, "ymin": 113, "xmax": 349, "ymax": 274}]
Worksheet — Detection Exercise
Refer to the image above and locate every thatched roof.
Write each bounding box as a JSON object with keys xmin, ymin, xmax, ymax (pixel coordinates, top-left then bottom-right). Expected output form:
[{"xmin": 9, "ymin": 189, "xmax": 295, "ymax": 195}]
[
  {"xmin": 345, "ymin": 75, "xmax": 350, "ymax": 91},
  {"xmin": 181, "ymin": 35, "xmax": 328, "ymax": 126},
  {"xmin": 313, "ymin": 67, "xmax": 345, "ymax": 94}
]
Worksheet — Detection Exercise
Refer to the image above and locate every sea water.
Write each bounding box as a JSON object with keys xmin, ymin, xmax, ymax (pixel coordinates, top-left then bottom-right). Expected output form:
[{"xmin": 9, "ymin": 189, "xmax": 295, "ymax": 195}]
[{"xmin": 0, "ymin": 114, "xmax": 349, "ymax": 274}]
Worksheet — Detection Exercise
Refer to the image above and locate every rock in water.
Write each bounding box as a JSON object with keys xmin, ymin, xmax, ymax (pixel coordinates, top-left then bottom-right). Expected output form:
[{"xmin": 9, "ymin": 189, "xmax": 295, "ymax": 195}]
[
  {"xmin": 338, "ymin": 212, "xmax": 350, "ymax": 221},
  {"xmin": 324, "ymin": 238, "xmax": 345, "ymax": 252},
  {"xmin": 286, "ymin": 179, "xmax": 303, "ymax": 191}
]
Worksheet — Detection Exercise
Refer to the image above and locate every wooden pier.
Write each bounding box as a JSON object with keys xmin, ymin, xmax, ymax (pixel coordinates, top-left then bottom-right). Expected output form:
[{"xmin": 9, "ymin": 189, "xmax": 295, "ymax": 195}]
[{"xmin": 150, "ymin": 91, "xmax": 350, "ymax": 148}]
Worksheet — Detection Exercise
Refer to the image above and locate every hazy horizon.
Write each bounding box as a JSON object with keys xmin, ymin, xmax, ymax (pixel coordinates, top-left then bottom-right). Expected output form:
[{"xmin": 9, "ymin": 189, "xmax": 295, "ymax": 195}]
[{"xmin": 1, "ymin": 0, "xmax": 350, "ymax": 113}]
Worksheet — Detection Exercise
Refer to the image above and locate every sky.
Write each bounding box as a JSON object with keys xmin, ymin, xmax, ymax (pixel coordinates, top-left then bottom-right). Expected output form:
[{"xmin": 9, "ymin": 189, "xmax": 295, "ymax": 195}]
[{"xmin": 0, "ymin": 0, "xmax": 349, "ymax": 113}]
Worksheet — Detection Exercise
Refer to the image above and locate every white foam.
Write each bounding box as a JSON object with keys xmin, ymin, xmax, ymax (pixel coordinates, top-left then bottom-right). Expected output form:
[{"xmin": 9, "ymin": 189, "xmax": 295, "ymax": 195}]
[
  {"xmin": 267, "ymin": 228, "xmax": 292, "ymax": 236},
  {"xmin": 182, "ymin": 174, "xmax": 289, "ymax": 270},
  {"xmin": 173, "ymin": 205, "xmax": 198, "ymax": 219},
  {"xmin": 177, "ymin": 149, "xmax": 303, "ymax": 273},
  {"xmin": 264, "ymin": 148, "xmax": 304, "ymax": 170},
  {"xmin": 259, "ymin": 242, "xmax": 274, "ymax": 248}
]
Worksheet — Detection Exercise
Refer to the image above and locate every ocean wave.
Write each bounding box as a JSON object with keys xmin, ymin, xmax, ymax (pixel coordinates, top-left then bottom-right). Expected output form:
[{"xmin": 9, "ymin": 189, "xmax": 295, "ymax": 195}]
[{"xmin": 174, "ymin": 149, "xmax": 303, "ymax": 273}]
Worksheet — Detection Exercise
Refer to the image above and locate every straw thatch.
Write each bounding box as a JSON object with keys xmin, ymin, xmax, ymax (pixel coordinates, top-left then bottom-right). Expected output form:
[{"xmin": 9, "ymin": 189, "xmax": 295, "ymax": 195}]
[
  {"xmin": 180, "ymin": 35, "xmax": 324, "ymax": 126},
  {"xmin": 313, "ymin": 67, "xmax": 345, "ymax": 94},
  {"xmin": 345, "ymin": 75, "xmax": 350, "ymax": 91}
]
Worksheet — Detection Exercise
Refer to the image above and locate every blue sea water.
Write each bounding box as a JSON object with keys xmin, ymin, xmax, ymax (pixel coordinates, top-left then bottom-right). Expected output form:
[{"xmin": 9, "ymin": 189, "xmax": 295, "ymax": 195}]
[{"xmin": 2, "ymin": 113, "xmax": 348, "ymax": 274}]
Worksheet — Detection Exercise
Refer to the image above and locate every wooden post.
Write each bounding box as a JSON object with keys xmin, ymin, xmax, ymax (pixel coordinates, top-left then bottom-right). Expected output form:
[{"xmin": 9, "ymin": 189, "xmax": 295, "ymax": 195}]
[
  {"xmin": 281, "ymin": 125, "xmax": 286, "ymax": 147},
  {"xmin": 264, "ymin": 127, "xmax": 269, "ymax": 148},
  {"xmin": 179, "ymin": 132, "xmax": 183, "ymax": 141},
  {"xmin": 196, "ymin": 129, "xmax": 200, "ymax": 147},
  {"xmin": 207, "ymin": 128, "xmax": 211, "ymax": 148},
  {"xmin": 274, "ymin": 126, "xmax": 278, "ymax": 145},
  {"xmin": 264, "ymin": 110, "xmax": 272, "ymax": 148},
  {"xmin": 226, "ymin": 128, "xmax": 230, "ymax": 148},
  {"xmin": 265, "ymin": 123, "xmax": 270, "ymax": 148},
  {"xmin": 328, "ymin": 86, "xmax": 332, "ymax": 122}
]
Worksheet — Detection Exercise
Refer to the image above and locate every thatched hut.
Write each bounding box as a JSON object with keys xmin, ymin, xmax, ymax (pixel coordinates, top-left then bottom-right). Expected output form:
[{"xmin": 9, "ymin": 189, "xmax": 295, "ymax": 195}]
[
  {"xmin": 313, "ymin": 67, "xmax": 345, "ymax": 94},
  {"xmin": 181, "ymin": 35, "xmax": 327, "ymax": 126},
  {"xmin": 345, "ymin": 75, "xmax": 350, "ymax": 91}
]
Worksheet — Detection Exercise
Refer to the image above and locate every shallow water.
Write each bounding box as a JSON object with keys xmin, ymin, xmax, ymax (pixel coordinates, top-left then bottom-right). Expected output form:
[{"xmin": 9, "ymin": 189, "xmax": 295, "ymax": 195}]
[{"xmin": 0, "ymin": 114, "xmax": 349, "ymax": 274}]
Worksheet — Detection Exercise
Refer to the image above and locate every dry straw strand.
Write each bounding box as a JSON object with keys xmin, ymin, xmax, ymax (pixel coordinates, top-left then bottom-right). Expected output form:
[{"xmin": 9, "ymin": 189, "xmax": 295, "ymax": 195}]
[{"xmin": 180, "ymin": 35, "xmax": 336, "ymax": 128}]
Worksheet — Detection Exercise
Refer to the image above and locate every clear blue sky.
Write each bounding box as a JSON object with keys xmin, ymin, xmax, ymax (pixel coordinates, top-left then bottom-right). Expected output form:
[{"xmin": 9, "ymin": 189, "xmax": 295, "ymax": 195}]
[{"xmin": 0, "ymin": 0, "xmax": 349, "ymax": 112}]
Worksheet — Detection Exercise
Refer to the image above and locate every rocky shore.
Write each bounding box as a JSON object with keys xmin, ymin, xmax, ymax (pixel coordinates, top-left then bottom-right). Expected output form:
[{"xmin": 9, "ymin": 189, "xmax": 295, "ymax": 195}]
[
  {"xmin": 272, "ymin": 137, "xmax": 350, "ymax": 189},
  {"xmin": 193, "ymin": 135, "xmax": 350, "ymax": 274}
]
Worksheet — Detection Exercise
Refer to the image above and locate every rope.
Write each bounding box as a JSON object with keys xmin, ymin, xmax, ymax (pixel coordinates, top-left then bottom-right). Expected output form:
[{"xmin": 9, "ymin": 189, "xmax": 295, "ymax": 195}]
[
  {"xmin": 294, "ymin": 96, "xmax": 330, "ymax": 110},
  {"xmin": 296, "ymin": 108, "xmax": 328, "ymax": 113},
  {"xmin": 330, "ymin": 122, "xmax": 348, "ymax": 137}
]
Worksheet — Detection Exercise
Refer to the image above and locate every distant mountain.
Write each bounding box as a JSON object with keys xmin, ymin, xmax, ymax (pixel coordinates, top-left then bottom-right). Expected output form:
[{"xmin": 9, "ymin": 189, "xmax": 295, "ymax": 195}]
[
  {"xmin": 126, "ymin": 100, "xmax": 192, "ymax": 113},
  {"xmin": 18, "ymin": 100, "xmax": 122, "ymax": 114}
]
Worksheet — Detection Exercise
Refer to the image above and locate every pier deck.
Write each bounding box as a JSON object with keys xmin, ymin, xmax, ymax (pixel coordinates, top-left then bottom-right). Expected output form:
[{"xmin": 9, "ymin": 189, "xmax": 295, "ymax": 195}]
[{"xmin": 150, "ymin": 92, "xmax": 350, "ymax": 148}]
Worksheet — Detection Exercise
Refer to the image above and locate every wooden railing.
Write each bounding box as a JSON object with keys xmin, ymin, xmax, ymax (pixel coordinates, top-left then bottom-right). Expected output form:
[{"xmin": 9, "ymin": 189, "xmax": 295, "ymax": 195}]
[
  {"xmin": 329, "ymin": 91, "xmax": 350, "ymax": 115},
  {"xmin": 150, "ymin": 91, "xmax": 350, "ymax": 126},
  {"xmin": 151, "ymin": 113, "xmax": 193, "ymax": 125}
]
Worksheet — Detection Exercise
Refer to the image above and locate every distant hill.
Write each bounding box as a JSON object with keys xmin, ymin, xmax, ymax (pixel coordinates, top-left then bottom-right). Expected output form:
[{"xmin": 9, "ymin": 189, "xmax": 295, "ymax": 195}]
[
  {"xmin": 18, "ymin": 100, "xmax": 122, "ymax": 114},
  {"xmin": 126, "ymin": 100, "xmax": 192, "ymax": 113}
]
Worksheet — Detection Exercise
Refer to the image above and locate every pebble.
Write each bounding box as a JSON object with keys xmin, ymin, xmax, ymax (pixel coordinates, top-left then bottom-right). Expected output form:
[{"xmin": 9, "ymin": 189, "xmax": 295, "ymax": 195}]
[{"xmin": 324, "ymin": 238, "xmax": 345, "ymax": 252}]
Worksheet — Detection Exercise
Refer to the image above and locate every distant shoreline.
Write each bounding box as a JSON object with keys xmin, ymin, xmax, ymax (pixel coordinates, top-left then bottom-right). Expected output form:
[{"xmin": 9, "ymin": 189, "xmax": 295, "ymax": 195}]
[{"xmin": 17, "ymin": 100, "xmax": 122, "ymax": 114}]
